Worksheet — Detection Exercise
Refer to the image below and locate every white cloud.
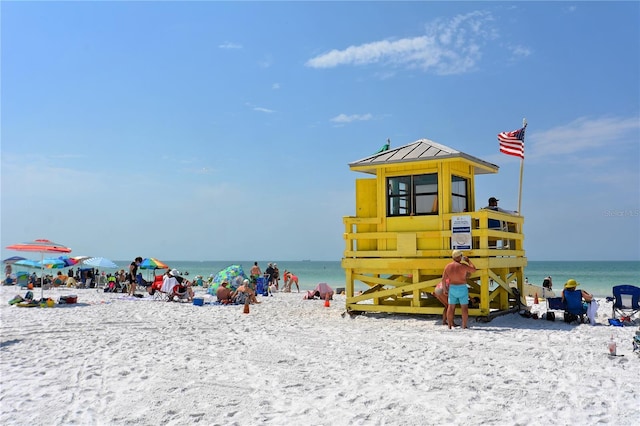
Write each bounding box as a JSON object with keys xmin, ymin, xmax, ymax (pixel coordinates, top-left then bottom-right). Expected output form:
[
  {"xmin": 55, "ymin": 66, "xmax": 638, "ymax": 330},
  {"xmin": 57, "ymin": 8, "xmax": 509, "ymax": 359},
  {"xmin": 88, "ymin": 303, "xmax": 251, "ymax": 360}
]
[
  {"xmin": 219, "ymin": 42, "xmax": 242, "ymax": 49},
  {"xmin": 508, "ymin": 44, "xmax": 531, "ymax": 59},
  {"xmin": 254, "ymin": 106, "xmax": 275, "ymax": 113},
  {"xmin": 528, "ymin": 116, "xmax": 640, "ymax": 160},
  {"xmin": 306, "ymin": 11, "xmax": 497, "ymax": 75},
  {"xmin": 272, "ymin": 83, "xmax": 281, "ymax": 90},
  {"xmin": 330, "ymin": 113, "xmax": 373, "ymax": 123}
]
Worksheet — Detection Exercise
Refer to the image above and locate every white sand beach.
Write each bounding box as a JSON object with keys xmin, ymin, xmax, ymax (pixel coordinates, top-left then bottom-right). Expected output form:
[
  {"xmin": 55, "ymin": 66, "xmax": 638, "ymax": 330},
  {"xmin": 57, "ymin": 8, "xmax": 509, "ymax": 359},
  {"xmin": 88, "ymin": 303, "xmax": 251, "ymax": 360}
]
[{"xmin": 1, "ymin": 285, "xmax": 638, "ymax": 426}]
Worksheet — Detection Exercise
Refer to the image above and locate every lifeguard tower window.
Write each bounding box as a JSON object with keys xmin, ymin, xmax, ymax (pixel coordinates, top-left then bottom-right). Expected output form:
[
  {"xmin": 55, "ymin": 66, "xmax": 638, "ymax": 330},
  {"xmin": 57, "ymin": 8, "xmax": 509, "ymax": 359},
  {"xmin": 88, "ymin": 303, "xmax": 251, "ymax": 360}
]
[
  {"xmin": 387, "ymin": 174, "xmax": 438, "ymax": 217},
  {"xmin": 451, "ymin": 176, "xmax": 469, "ymax": 213}
]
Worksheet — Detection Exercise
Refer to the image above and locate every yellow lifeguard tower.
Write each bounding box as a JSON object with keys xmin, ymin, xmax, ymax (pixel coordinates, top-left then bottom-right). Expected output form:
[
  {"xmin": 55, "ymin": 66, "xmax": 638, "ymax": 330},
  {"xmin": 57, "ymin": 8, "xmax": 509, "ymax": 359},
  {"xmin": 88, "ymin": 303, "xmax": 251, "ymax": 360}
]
[{"xmin": 341, "ymin": 139, "xmax": 527, "ymax": 320}]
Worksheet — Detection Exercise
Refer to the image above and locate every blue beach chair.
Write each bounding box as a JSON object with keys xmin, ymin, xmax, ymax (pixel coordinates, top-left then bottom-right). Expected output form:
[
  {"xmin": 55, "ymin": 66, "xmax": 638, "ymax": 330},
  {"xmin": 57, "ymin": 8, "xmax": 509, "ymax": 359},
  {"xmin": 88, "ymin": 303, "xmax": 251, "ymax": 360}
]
[
  {"xmin": 546, "ymin": 292, "xmax": 587, "ymax": 323},
  {"xmin": 563, "ymin": 290, "xmax": 588, "ymax": 323},
  {"xmin": 609, "ymin": 284, "xmax": 640, "ymax": 320}
]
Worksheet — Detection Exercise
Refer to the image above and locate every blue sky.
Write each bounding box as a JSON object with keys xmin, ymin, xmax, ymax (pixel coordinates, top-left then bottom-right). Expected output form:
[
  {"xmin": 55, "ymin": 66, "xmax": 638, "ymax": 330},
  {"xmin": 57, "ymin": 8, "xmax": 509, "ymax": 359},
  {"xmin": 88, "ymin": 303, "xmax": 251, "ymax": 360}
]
[{"xmin": 1, "ymin": 1, "xmax": 639, "ymax": 262}]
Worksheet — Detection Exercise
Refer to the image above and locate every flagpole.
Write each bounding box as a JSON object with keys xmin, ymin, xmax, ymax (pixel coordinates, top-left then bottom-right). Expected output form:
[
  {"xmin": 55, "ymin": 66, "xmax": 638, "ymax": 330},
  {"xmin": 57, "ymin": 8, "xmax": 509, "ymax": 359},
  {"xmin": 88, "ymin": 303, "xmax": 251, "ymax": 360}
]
[{"xmin": 517, "ymin": 118, "xmax": 527, "ymax": 215}]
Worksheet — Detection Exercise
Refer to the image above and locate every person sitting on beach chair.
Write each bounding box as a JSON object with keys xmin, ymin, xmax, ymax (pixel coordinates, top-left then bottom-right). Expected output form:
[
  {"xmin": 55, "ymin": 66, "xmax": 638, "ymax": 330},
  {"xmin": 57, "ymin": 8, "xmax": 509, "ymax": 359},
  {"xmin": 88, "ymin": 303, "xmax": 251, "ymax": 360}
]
[
  {"xmin": 216, "ymin": 281, "xmax": 234, "ymax": 304},
  {"xmin": 51, "ymin": 272, "xmax": 67, "ymax": 287},
  {"xmin": 562, "ymin": 279, "xmax": 593, "ymax": 323},
  {"xmin": 136, "ymin": 273, "xmax": 150, "ymax": 289},
  {"xmin": 105, "ymin": 274, "xmax": 117, "ymax": 292},
  {"xmin": 147, "ymin": 273, "xmax": 167, "ymax": 299},
  {"xmin": 232, "ymin": 279, "xmax": 261, "ymax": 305},
  {"xmin": 168, "ymin": 269, "xmax": 193, "ymax": 302}
]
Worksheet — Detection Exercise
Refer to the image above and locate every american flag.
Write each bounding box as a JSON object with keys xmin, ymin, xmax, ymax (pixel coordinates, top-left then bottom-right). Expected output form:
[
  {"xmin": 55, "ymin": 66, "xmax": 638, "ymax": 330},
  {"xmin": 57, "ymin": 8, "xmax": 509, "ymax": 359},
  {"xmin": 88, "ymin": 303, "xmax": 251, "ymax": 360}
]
[{"xmin": 498, "ymin": 125, "xmax": 526, "ymax": 159}]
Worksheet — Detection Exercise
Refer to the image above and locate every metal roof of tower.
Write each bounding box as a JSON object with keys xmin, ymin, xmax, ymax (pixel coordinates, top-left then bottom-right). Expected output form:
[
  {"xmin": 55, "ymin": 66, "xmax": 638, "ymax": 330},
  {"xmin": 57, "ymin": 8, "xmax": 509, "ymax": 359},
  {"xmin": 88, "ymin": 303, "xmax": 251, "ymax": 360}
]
[{"xmin": 349, "ymin": 139, "xmax": 499, "ymax": 175}]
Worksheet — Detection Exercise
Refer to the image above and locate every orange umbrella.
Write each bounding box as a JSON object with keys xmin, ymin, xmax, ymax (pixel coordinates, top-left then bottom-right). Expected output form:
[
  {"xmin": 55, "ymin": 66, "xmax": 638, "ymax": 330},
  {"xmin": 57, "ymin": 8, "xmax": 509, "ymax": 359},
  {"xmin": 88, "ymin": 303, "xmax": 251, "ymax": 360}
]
[{"xmin": 6, "ymin": 239, "xmax": 72, "ymax": 299}]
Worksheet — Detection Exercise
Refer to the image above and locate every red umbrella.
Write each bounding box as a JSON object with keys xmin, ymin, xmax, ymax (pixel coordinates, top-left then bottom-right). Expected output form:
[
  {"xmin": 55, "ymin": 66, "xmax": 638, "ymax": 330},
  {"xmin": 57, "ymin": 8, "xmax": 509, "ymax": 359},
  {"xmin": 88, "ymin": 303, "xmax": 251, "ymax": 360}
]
[{"xmin": 6, "ymin": 239, "xmax": 72, "ymax": 299}]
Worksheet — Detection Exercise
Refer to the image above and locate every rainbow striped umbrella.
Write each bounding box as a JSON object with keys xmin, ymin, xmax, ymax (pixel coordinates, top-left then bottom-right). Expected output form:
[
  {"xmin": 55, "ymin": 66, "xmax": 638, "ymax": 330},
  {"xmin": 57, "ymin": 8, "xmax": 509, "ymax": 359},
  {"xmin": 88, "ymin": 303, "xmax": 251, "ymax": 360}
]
[
  {"xmin": 39, "ymin": 258, "xmax": 67, "ymax": 269},
  {"xmin": 139, "ymin": 258, "xmax": 168, "ymax": 270},
  {"xmin": 58, "ymin": 255, "xmax": 79, "ymax": 267}
]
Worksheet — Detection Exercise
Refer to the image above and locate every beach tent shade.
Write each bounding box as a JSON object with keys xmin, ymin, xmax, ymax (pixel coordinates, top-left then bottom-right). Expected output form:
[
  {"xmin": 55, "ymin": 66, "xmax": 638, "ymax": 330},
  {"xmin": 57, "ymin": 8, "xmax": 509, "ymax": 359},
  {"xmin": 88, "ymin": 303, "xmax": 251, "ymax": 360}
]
[
  {"xmin": 207, "ymin": 265, "xmax": 248, "ymax": 294},
  {"xmin": 5, "ymin": 239, "xmax": 72, "ymax": 299},
  {"xmin": 305, "ymin": 283, "xmax": 334, "ymax": 300}
]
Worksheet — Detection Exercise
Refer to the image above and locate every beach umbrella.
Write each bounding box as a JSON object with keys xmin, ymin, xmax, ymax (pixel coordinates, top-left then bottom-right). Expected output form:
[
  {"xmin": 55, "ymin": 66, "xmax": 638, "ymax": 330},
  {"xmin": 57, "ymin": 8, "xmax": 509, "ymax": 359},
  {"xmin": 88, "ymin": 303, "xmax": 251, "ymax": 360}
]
[
  {"xmin": 207, "ymin": 264, "xmax": 248, "ymax": 294},
  {"xmin": 3, "ymin": 256, "xmax": 26, "ymax": 264},
  {"xmin": 14, "ymin": 259, "xmax": 41, "ymax": 268},
  {"xmin": 81, "ymin": 257, "xmax": 119, "ymax": 269},
  {"xmin": 6, "ymin": 239, "xmax": 72, "ymax": 299},
  {"xmin": 139, "ymin": 258, "xmax": 168, "ymax": 270},
  {"xmin": 57, "ymin": 255, "xmax": 79, "ymax": 267},
  {"xmin": 39, "ymin": 258, "xmax": 67, "ymax": 269}
]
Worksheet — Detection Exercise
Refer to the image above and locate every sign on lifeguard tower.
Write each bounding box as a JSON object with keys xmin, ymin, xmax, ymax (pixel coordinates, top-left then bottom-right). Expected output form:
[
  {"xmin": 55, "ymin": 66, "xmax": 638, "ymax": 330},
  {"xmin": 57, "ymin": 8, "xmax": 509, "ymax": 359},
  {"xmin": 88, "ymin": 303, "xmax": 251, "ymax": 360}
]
[{"xmin": 451, "ymin": 215, "xmax": 472, "ymax": 250}]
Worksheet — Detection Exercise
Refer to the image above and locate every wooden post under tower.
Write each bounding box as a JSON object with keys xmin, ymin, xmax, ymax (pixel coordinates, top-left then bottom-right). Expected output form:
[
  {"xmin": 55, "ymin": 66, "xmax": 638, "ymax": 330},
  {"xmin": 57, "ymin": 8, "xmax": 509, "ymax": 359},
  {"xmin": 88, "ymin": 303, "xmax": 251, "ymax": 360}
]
[{"xmin": 341, "ymin": 139, "xmax": 527, "ymax": 321}]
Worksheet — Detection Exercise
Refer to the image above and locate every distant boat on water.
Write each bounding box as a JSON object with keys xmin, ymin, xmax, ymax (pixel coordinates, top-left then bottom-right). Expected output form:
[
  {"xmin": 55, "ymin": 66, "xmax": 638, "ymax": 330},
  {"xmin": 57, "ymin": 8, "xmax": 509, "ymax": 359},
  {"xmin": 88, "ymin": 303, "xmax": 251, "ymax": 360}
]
[{"xmin": 301, "ymin": 259, "xmax": 311, "ymax": 262}]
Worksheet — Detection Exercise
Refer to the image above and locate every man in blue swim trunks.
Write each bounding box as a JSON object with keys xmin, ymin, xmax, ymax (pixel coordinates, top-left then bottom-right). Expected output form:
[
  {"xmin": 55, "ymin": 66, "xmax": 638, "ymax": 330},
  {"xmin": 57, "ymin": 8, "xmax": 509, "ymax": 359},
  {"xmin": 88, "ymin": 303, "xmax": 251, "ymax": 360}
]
[{"xmin": 442, "ymin": 249, "xmax": 477, "ymax": 329}]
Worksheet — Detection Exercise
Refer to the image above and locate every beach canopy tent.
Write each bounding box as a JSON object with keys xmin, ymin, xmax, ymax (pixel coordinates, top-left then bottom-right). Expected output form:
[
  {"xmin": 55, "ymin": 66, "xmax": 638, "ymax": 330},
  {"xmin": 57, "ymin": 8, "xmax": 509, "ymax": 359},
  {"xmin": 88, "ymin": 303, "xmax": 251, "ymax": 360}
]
[
  {"xmin": 5, "ymin": 239, "xmax": 72, "ymax": 299},
  {"xmin": 208, "ymin": 265, "xmax": 248, "ymax": 294},
  {"xmin": 304, "ymin": 283, "xmax": 334, "ymax": 300}
]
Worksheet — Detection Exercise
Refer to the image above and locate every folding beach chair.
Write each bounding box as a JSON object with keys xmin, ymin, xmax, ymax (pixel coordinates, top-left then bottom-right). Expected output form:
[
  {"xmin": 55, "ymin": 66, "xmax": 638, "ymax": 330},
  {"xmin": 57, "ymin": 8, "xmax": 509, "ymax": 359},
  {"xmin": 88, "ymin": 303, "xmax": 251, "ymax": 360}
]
[
  {"xmin": 16, "ymin": 272, "xmax": 29, "ymax": 288},
  {"xmin": 546, "ymin": 294, "xmax": 588, "ymax": 323},
  {"xmin": 609, "ymin": 285, "xmax": 640, "ymax": 320},
  {"xmin": 148, "ymin": 275, "xmax": 170, "ymax": 301},
  {"xmin": 255, "ymin": 276, "xmax": 269, "ymax": 296}
]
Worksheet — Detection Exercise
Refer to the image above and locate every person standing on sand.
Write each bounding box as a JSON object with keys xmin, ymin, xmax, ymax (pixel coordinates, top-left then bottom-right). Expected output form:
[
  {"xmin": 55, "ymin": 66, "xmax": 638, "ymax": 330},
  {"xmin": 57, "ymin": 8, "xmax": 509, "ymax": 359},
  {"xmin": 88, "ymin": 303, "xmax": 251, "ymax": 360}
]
[
  {"xmin": 250, "ymin": 262, "xmax": 261, "ymax": 287},
  {"xmin": 273, "ymin": 263, "xmax": 280, "ymax": 290},
  {"xmin": 128, "ymin": 257, "xmax": 142, "ymax": 296},
  {"xmin": 442, "ymin": 250, "xmax": 476, "ymax": 330}
]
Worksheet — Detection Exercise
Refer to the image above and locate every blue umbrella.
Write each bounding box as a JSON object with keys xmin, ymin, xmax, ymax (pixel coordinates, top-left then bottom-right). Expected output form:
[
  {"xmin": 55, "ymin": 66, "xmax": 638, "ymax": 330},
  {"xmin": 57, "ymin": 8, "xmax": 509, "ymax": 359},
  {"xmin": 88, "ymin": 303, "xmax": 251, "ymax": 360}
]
[
  {"xmin": 3, "ymin": 256, "xmax": 26, "ymax": 264},
  {"xmin": 14, "ymin": 259, "xmax": 41, "ymax": 268},
  {"xmin": 82, "ymin": 257, "xmax": 119, "ymax": 269}
]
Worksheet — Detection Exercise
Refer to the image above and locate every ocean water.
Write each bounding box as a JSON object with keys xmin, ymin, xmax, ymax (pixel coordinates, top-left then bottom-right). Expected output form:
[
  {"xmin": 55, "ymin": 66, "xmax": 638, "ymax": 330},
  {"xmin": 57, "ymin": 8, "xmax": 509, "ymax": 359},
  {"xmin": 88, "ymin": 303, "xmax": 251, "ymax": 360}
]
[{"xmin": 123, "ymin": 260, "xmax": 639, "ymax": 298}]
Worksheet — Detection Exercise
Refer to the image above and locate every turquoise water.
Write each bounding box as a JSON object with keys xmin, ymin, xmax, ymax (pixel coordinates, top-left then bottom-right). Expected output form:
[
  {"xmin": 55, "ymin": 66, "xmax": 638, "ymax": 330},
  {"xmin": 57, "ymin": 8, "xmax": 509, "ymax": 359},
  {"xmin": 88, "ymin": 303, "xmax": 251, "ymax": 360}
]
[
  {"xmin": 13, "ymin": 260, "xmax": 637, "ymax": 298},
  {"xmin": 123, "ymin": 260, "xmax": 639, "ymax": 297}
]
